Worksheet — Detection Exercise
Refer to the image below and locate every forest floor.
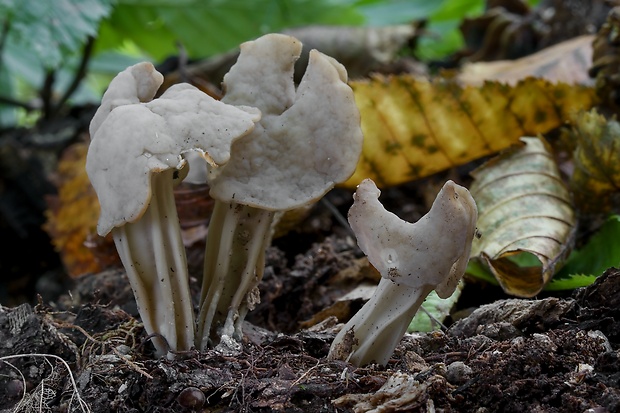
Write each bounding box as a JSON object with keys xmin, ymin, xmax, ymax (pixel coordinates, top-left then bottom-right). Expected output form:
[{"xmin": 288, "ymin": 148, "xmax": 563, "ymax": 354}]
[{"xmin": 1, "ymin": 191, "xmax": 619, "ymax": 412}]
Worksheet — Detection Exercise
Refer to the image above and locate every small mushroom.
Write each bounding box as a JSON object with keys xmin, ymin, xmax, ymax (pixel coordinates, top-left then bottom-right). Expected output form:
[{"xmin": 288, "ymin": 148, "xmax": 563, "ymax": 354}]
[
  {"xmin": 86, "ymin": 62, "xmax": 260, "ymax": 357},
  {"xmin": 195, "ymin": 33, "xmax": 363, "ymax": 352},
  {"xmin": 328, "ymin": 178, "xmax": 478, "ymax": 366}
]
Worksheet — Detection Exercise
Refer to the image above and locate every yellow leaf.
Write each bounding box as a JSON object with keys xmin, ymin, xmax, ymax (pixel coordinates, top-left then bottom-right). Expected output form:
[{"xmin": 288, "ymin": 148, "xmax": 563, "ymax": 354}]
[
  {"xmin": 469, "ymin": 137, "xmax": 577, "ymax": 297},
  {"xmin": 344, "ymin": 76, "xmax": 597, "ymax": 188},
  {"xmin": 43, "ymin": 142, "xmax": 110, "ymax": 277},
  {"xmin": 569, "ymin": 109, "xmax": 620, "ymax": 213}
]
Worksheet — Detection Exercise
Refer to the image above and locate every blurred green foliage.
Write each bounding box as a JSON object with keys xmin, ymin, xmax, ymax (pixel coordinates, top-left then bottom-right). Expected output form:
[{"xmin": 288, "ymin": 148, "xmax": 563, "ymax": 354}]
[{"xmin": 0, "ymin": 0, "xmax": 503, "ymax": 127}]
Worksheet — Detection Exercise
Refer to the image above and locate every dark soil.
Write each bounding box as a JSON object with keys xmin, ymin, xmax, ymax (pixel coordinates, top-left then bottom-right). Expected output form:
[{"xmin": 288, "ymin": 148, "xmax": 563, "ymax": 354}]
[{"xmin": 1, "ymin": 224, "xmax": 620, "ymax": 413}]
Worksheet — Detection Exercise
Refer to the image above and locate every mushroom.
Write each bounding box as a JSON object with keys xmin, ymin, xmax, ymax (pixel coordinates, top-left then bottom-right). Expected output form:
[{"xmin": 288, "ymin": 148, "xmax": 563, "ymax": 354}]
[
  {"xmin": 86, "ymin": 62, "xmax": 260, "ymax": 357},
  {"xmin": 328, "ymin": 178, "xmax": 478, "ymax": 366},
  {"xmin": 195, "ymin": 33, "xmax": 363, "ymax": 352}
]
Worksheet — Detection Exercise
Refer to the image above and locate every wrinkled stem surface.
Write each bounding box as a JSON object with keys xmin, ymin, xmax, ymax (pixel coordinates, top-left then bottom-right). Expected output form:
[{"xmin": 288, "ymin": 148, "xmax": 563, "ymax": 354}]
[
  {"xmin": 328, "ymin": 278, "xmax": 433, "ymax": 366},
  {"xmin": 196, "ymin": 200, "xmax": 274, "ymax": 352},
  {"xmin": 112, "ymin": 170, "xmax": 194, "ymax": 357}
]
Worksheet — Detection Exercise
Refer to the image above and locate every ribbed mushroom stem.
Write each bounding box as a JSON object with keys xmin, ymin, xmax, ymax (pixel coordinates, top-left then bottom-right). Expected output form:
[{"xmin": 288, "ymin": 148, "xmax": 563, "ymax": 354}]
[
  {"xmin": 112, "ymin": 170, "xmax": 194, "ymax": 357},
  {"xmin": 196, "ymin": 200, "xmax": 274, "ymax": 352},
  {"xmin": 329, "ymin": 278, "xmax": 434, "ymax": 366}
]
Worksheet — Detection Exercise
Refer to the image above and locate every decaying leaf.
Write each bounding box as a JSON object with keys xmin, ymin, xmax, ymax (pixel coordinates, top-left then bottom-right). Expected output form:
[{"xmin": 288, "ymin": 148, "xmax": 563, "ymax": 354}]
[
  {"xmin": 568, "ymin": 109, "xmax": 620, "ymax": 213},
  {"xmin": 458, "ymin": 35, "xmax": 594, "ymax": 87},
  {"xmin": 590, "ymin": 6, "xmax": 620, "ymax": 113},
  {"xmin": 344, "ymin": 76, "xmax": 597, "ymax": 188},
  {"xmin": 333, "ymin": 371, "xmax": 439, "ymax": 412},
  {"xmin": 469, "ymin": 136, "xmax": 577, "ymax": 297},
  {"xmin": 44, "ymin": 142, "xmax": 110, "ymax": 277}
]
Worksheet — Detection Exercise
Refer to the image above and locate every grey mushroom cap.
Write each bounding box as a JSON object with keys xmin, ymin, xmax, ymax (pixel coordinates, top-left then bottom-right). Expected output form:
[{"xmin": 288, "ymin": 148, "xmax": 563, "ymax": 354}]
[
  {"xmin": 348, "ymin": 179, "xmax": 478, "ymax": 299},
  {"xmin": 86, "ymin": 65, "xmax": 260, "ymax": 236},
  {"xmin": 208, "ymin": 33, "xmax": 363, "ymax": 211}
]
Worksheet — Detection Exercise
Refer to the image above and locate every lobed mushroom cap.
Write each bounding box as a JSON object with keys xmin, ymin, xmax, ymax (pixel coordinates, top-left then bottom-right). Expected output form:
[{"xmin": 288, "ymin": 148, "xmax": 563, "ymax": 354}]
[
  {"xmin": 348, "ymin": 178, "xmax": 478, "ymax": 299},
  {"xmin": 209, "ymin": 33, "xmax": 364, "ymax": 211},
  {"xmin": 90, "ymin": 62, "xmax": 164, "ymax": 138},
  {"xmin": 86, "ymin": 65, "xmax": 260, "ymax": 236}
]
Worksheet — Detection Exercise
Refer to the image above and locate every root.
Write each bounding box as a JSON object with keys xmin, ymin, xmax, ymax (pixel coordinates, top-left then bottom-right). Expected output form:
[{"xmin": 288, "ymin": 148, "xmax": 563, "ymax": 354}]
[{"xmin": 0, "ymin": 353, "xmax": 91, "ymax": 413}]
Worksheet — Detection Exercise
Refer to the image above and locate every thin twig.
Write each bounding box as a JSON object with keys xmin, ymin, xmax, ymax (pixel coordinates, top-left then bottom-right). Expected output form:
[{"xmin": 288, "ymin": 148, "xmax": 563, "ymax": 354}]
[
  {"xmin": 0, "ymin": 94, "xmax": 38, "ymax": 111},
  {"xmin": 0, "ymin": 17, "xmax": 11, "ymax": 69},
  {"xmin": 51, "ymin": 36, "xmax": 95, "ymax": 117},
  {"xmin": 418, "ymin": 305, "xmax": 448, "ymax": 331},
  {"xmin": 176, "ymin": 41, "xmax": 189, "ymax": 84},
  {"xmin": 41, "ymin": 69, "xmax": 56, "ymax": 120},
  {"xmin": 290, "ymin": 360, "xmax": 322, "ymax": 387},
  {"xmin": 320, "ymin": 196, "xmax": 355, "ymax": 237}
]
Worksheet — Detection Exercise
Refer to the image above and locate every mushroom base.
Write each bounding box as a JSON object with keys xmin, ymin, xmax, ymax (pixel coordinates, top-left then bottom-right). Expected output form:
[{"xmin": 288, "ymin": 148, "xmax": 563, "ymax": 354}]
[
  {"xmin": 328, "ymin": 277, "xmax": 434, "ymax": 366},
  {"xmin": 196, "ymin": 200, "xmax": 275, "ymax": 352}
]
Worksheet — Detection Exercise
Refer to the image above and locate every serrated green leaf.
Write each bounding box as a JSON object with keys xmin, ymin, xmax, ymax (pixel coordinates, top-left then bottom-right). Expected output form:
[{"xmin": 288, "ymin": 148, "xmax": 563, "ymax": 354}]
[
  {"xmin": 544, "ymin": 274, "xmax": 597, "ymax": 291},
  {"xmin": 4, "ymin": 0, "xmax": 113, "ymax": 68}
]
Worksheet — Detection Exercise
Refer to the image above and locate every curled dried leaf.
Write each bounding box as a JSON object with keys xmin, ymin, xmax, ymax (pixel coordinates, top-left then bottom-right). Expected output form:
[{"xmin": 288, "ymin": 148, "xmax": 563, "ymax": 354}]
[{"xmin": 469, "ymin": 136, "xmax": 577, "ymax": 297}]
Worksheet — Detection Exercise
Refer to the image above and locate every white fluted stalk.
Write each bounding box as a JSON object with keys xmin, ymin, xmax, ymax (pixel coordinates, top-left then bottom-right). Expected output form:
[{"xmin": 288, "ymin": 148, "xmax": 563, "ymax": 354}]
[
  {"xmin": 330, "ymin": 278, "xmax": 434, "ymax": 366},
  {"xmin": 196, "ymin": 201, "xmax": 274, "ymax": 351},
  {"xmin": 112, "ymin": 170, "xmax": 194, "ymax": 357}
]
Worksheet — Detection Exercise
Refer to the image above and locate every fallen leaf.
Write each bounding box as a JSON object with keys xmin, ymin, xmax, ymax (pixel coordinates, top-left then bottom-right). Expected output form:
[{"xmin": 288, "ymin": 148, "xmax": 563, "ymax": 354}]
[
  {"xmin": 334, "ymin": 371, "xmax": 439, "ymax": 412},
  {"xmin": 568, "ymin": 109, "xmax": 620, "ymax": 213},
  {"xmin": 344, "ymin": 76, "xmax": 597, "ymax": 188},
  {"xmin": 590, "ymin": 6, "xmax": 620, "ymax": 113},
  {"xmin": 44, "ymin": 142, "xmax": 110, "ymax": 277},
  {"xmin": 469, "ymin": 136, "xmax": 577, "ymax": 297},
  {"xmin": 458, "ymin": 35, "xmax": 594, "ymax": 86}
]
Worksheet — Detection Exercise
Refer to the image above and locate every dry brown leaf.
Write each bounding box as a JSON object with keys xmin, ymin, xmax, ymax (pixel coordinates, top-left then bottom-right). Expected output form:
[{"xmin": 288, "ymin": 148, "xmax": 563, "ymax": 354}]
[
  {"xmin": 469, "ymin": 136, "xmax": 577, "ymax": 297},
  {"xmin": 568, "ymin": 109, "xmax": 620, "ymax": 213},
  {"xmin": 344, "ymin": 76, "xmax": 597, "ymax": 188},
  {"xmin": 458, "ymin": 35, "xmax": 594, "ymax": 86}
]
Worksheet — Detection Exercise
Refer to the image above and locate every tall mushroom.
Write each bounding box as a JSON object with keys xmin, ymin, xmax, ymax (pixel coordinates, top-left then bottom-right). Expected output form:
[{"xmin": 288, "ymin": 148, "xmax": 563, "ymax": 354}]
[
  {"xmin": 86, "ymin": 62, "xmax": 260, "ymax": 357},
  {"xmin": 328, "ymin": 179, "xmax": 478, "ymax": 366},
  {"xmin": 195, "ymin": 33, "xmax": 363, "ymax": 352}
]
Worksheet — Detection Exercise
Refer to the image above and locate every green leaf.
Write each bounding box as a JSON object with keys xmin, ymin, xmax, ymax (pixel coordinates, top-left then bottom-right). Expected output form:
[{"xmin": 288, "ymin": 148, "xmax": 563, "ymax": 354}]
[
  {"xmin": 418, "ymin": 0, "xmax": 485, "ymax": 61},
  {"xmin": 546, "ymin": 215, "xmax": 620, "ymax": 290},
  {"xmin": 97, "ymin": 0, "xmax": 365, "ymax": 61},
  {"xmin": 543, "ymin": 274, "xmax": 597, "ymax": 291},
  {"xmin": 465, "ymin": 258, "xmax": 499, "ymax": 285},
  {"xmin": 408, "ymin": 281, "xmax": 463, "ymax": 332},
  {"xmin": 2, "ymin": 0, "xmax": 113, "ymax": 68},
  {"xmin": 355, "ymin": 0, "xmax": 445, "ymax": 26}
]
